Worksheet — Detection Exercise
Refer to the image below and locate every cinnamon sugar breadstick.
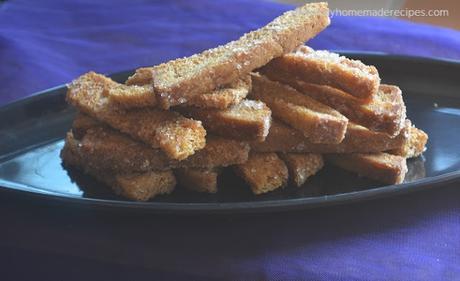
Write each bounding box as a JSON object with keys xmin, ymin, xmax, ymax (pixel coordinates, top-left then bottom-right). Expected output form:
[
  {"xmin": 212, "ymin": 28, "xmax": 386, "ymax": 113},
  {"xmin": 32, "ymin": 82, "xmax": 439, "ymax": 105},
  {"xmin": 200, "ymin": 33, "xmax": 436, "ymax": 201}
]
[
  {"xmin": 250, "ymin": 74, "xmax": 348, "ymax": 144},
  {"xmin": 61, "ymin": 136, "xmax": 176, "ymax": 201},
  {"xmin": 67, "ymin": 72, "xmax": 206, "ymax": 160},
  {"xmin": 252, "ymin": 120, "xmax": 409, "ymax": 154},
  {"xmin": 326, "ymin": 153, "xmax": 408, "ymax": 184},
  {"xmin": 259, "ymin": 46, "xmax": 380, "ymax": 100},
  {"xmin": 127, "ymin": 3, "xmax": 330, "ymax": 108}
]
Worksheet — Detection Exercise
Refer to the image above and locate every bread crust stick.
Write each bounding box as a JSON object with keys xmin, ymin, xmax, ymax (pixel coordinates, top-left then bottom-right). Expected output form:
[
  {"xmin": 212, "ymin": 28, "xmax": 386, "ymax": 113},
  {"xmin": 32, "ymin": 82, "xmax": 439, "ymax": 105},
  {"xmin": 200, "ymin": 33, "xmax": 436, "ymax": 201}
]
[
  {"xmin": 185, "ymin": 76, "xmax": 251, "ymax": 109},
  {"xmin": 179, "ymin": 99, "xmax": 272, "ymax": 142},
  {"xmin": 297, "ymin": 83, "xmax": 406, "ymax": 136},
  {"xmin": 250, "ymin": 74, "xmax": 348, "ymax": 144},
  {"xmin": 123, "ymin": 74, "xmax": 251, "ymax": 109},
  {"xmin": 70, "ymin": 115, "xmax": 250, "ymax": 172},
  {"xmin": 234, "ymin": 152, "xmax": 288, "ymax": 194},
  {"xmin": 126, "ymin": 3, "xmax": 330, "ymax": 109},
  {"xmin": 278, "ymin": 153, "xmax": 324, "ymax": 187},
  {"xmin": 71, "ymin": 112, "xmax": 101, "ymax": 139},
  {"xmin": 389, "ymin": 126, "xmax": 428, "ymax": 158},
  {"xmin": 258, "ymin": 71, "xmax": 406, "ymax": 136},
  {"xmin": 61, "ymin": 136, "xmax": 176, "ymax": 201},
  {"xmin": 259, "ymin": 45, "xmax": 380, "ymax": 100},
  {"xmin": 175, "ymin": 168, "xmax": 220, "ymax": 193},
  {"xmin": 67, "ymin": 72, "xmax": 206, "ymax": 160},
  {"xmin": 326, "ymin": 152, "xmax": 408, "ymax": 184},
  {"xmin": 252, "ymin": 120, "xmax": 409, "ymax": 154}
]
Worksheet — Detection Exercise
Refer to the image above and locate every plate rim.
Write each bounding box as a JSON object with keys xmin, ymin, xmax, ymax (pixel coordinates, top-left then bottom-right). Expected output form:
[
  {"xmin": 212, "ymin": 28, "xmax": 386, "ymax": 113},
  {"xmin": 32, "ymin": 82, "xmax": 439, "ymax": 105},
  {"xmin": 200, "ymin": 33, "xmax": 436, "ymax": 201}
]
[
  {"xmin": 0, "ymin": 170, "xmax": 459, "ymax": 214},
  {"xmin": 1, "ymin": 53, "xmax": 459, "ymax": 214}
]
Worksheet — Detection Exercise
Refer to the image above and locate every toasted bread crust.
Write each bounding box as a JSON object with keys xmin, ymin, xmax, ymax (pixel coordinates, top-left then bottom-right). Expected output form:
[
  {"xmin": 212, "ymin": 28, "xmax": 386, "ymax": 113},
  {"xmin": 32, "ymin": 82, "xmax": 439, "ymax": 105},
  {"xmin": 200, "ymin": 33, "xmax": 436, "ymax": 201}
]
[
  {"xmin": 107, "ymin": 84, "xmax": 157, "ymax": 109},
  {"xmin": 175, "ymin": 168, "xmax": 220, "ymax": 193},
  {"xmin": 326, "ymin": 153, "xmax": 408, "ymax": 184},
  {"xmin": 65, "ymin": 69, "xmax": 157, "ymax": 109},
  {"xmin": 67, "ymin": 72, "xmax": 206, "ymax": 160},
  {"xmin": 69, "ymin": 116, "xmax": 250, "ymax": 172},
  {"xmin": 185, "ymin": 76, "xmax": 251, "ymax": 109},
  {"xmin": 389, "ymin": 126, "xmax": 428, "ymax": 158},
  {"xmin": 235, "ymin": 153, "xmax": 289, "ymax": 194},
  {"xmin": 128, "ymin": 3, "xmax": 329, "ymax": 108},
  {"xmin": 71, "ymin": 113, "xmax": 101, "ymax": 139},
  {"xmin": 259, "ymin": 73, "xmax": 406, "ymax": 136},
  {"xmin": 126, "ymin": 73, "xmax": 251, "ymax": 109},
  {"xmin": 250, "ymin": 74, "xmax": 348, "ymax": 144},
  {"xmin": 61, "ymin": 135, "xmax": 176, "ymax": 201},
  {"xmin": 125, "ymin": 67, "xmax": 154, "ymax": 85},
  {"xmin": 179, "ymin": 99, "xmax": 272, "ymax": 142},
  {"xmin": 259, "ymin": 46, "xmax": 380, "ymax": 100},
  {"xmin": 278, "ymin": 153, "xmax": 324, "ymax": 187},
  {"xmin": 113, "ymin": 171, "xmax": 176, "ymax": 201},
  {"xmin": 71, "ymin": 69, "xmax": 157, "ymax": 108},
  {"xmin": 253, "ymin": 120, "xmax": 409, "ymax": 154},
  {"xmin": 235, "ymin": 152, "xmax": 288, "ymax": 194}
]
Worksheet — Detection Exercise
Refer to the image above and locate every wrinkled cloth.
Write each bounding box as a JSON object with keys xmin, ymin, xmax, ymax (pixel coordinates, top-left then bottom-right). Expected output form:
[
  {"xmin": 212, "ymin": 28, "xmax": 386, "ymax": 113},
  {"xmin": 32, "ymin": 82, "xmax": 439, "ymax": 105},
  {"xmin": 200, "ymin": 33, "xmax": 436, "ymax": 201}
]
[
  {"xmin": 1, "ymin": 0, "xmax": 460, "ymax": 105},
  {"xmin": 1, "ymin": 0, "xmax": 460, "ymax": 280}
]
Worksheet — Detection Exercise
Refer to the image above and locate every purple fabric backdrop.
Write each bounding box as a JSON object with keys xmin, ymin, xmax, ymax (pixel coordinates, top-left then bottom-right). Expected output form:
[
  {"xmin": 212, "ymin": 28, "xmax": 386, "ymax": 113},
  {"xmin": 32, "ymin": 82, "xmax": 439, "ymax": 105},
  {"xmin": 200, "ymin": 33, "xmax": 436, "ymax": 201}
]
[
  {"xmin": 1, "ymin": 0, "xmax": 460, "ymax": 280},
  {"xmin": 1, "ymin": 0, "xmax": 459, "ymax": 105}
]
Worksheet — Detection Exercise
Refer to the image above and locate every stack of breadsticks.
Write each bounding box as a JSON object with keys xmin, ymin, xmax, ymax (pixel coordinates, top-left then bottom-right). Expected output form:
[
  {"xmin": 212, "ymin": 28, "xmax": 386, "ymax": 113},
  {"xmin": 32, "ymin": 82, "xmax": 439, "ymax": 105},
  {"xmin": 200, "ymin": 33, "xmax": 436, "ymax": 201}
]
[{"xmin": 61, "ymin": 2, "xmax": 428, "ymax": 201}]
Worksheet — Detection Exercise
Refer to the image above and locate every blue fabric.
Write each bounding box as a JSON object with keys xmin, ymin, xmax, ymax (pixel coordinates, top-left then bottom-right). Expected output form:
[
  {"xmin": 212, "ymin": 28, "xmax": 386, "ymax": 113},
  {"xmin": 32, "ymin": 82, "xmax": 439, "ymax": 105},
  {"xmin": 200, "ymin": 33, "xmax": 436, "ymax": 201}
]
[{"xmin": 1, "ymin": 0, "xmax": 460, "ymax": 280}]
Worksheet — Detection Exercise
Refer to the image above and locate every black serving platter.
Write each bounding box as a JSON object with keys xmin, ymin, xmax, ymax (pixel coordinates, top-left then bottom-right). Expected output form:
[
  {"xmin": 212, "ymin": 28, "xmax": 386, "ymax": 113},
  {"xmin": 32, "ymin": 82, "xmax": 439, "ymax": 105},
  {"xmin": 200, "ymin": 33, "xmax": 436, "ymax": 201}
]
[{"xmin": 0, "ymin": 54, "xmax": 460, "ymax": 214}]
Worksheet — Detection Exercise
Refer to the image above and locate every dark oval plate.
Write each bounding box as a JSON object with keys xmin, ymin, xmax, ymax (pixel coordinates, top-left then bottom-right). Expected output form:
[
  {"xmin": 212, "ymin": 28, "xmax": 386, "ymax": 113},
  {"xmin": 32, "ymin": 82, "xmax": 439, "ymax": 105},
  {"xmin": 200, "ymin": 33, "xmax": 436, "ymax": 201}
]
[{"xmin": 0, "ymin": 54, "xmax": 460, "ymax": 214}]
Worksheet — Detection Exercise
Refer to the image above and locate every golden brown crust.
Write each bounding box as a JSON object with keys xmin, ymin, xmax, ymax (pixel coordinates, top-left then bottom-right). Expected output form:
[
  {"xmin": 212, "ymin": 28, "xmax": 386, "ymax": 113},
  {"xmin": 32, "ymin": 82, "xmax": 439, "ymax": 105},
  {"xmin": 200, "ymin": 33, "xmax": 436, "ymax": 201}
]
[
  {"xmin": 71, "ymin": 113, "xmax": 101, "ymax": 139},
  {"xmin": 68, "ymin": 118, "xmax": 250, "ymax": 172},
  {"xmin": 389, "ymin": 126, "xmax": 428, "ymax": 158},
  {"xmin": 259, "ymin": 46, "xmax": 380, "ymax": 100},
  {"xmin": 278, "ymin": 153, "xmax": 324, "ymax": 187},
  {"xmin": 259, "ymin": 72, "xmax": 406, "ymax": 136},
  {"xmin": 66, "ymin": 72, "xmax": 206, "ymax": 160},
  {"xmin": 67, "ymin": 69, "xmax": 157, "ymax": 109},
  {"xmin": 112, "ymin": 172, "xmax": 176, "ymax": 201},
  {"xmin": 108, "ymin": 84, "xmax": 156, "ymax": 108},
  {"xmin": 175, "ymin": 168, "xmax": 220, "ymax": 193},
  {"xmin": 125, "ymin": 67, "xmax": 154, "ymax": 85},
  {"xmin": 61, "ymin": 134, "xmax": 176, "ymax": 201},
  {"xmin": 179, "ymin": 99, "xmax": 272, "ymax": 142},
  {"xmin": 326, "ymin": 153, "xmax": 408, "ymax": 184},
  {"xmin": 252, "ymin": 120, "xmax": 409, "ymax": 154},
  {"xmin": 250, "ymin": 74, "xmax": 348, "ymax": 144},
  {"xmin": 234, "ymin": 152, "xmax": 288, "ymax": 194},
  {"xmin": 129, "ymin": 3, "xmax": 330, "ymax": 109},
  {"xmin": 126, "ymin": 73, "xmax": 251, "ymax": 109},
  {"xmin": 185, "ymin": 75, "xmax": 251, "ymax": 109}
]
